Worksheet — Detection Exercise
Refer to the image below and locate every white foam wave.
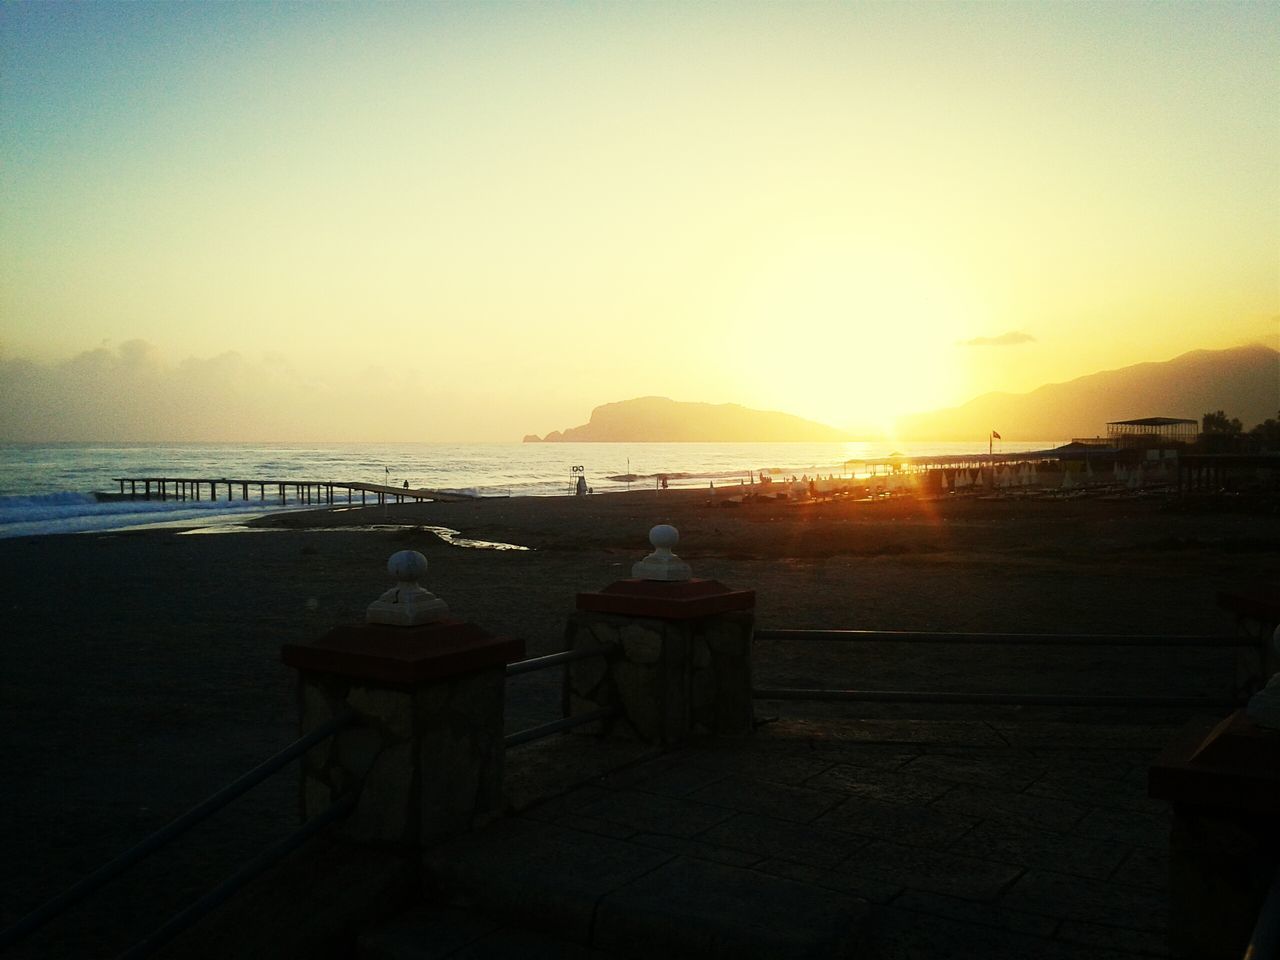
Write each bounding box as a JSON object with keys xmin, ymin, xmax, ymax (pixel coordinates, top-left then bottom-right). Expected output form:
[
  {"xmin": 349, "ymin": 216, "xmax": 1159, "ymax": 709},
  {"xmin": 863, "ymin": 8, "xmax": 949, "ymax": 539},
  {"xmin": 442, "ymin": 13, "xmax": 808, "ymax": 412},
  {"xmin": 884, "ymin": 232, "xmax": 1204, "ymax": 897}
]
[{"xmin": 0, "ymin": 493, "xmax": 293, "ymax": 539}]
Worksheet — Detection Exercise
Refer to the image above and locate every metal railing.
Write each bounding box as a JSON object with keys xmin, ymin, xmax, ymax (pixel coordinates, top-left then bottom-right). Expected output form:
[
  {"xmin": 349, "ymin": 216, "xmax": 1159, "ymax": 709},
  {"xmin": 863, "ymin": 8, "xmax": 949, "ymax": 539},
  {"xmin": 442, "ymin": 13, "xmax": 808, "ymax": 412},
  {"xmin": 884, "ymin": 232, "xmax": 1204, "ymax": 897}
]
[
  {"xmin": 752, "ymin": 629, "xmax": 1254, "ymax": 709},
  {"xmin": 505, "ymin": 646, "xmax": 601, "ymax": 676},
  {"xmin": 504, "ymin": 647, "xmax": 617, "ymax": 746},
  {"xmin": 0, "ymin": 709, "xmax": 357, "ymax": 957}
]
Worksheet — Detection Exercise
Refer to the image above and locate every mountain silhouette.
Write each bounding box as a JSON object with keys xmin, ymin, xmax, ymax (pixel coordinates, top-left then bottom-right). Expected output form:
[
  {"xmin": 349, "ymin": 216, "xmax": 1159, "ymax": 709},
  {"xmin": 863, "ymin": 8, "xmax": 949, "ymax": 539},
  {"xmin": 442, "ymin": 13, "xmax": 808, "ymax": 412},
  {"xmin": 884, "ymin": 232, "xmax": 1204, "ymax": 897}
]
[
  {"xmin": 525, "ymin": 397, "xmax": 849, "ymax": 442},
  {"xmin": 894, "ymin": 344, "xmax": 1278, "ymax": 441}
]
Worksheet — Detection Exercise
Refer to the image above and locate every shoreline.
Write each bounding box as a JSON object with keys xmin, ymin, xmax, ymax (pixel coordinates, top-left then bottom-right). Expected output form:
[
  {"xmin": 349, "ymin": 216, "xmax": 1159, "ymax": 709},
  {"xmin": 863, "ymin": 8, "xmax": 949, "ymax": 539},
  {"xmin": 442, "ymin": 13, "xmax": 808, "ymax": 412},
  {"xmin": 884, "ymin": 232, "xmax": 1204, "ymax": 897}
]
[{"xmin": 3, "ymin": 471, "xmax": 1269, "ymax": 543}]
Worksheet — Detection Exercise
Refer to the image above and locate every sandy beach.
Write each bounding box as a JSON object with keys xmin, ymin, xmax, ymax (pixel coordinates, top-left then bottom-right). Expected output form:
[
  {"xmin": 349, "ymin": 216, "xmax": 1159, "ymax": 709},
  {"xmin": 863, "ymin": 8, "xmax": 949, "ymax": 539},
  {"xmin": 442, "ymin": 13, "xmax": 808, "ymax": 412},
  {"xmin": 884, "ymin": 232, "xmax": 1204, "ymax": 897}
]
[{"xmin": 2, "ymin": 488, "xmax": 1277, "ymax": 956}]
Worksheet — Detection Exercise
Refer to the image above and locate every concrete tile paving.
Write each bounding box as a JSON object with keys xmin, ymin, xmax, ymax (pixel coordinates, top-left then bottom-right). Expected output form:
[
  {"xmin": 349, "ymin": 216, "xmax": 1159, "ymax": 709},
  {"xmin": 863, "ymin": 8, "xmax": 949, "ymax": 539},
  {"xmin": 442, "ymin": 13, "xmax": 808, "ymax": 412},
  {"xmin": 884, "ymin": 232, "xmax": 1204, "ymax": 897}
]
[
  {"xmin": 689, "ymin": 773, "xmax": 843, "ymax": 823},
  {"xmin": 698, "ymin": 811, "xmax": 869, "ymax": 868},
  {"xmin": 593, "ymin": 856, "xmax": 868, "ymax": 960},
  {"xmin": 412, "ymin": 716, "xmax": 1182, "ymax": 958},
  {"xmin": 896, "ymin": 752, "xmax": 1050, "ymax": 790},
  {"xmin": 839, "ymin": 839, "xmax": 1025, "ymax": 902},
  {"xmin": 815, "ymin": 794, "xmax": 980, "ymax": 848},
  {"xmin": 948, "ymin": 819, "xmax": 1129, "ymax": 881},
  {"xmin": 575, "ymin": 789, "xmax": 735, "ymax": 839},
  {"xmin": 931, "ymin": 782, "xmax": 1090, "ymax": 831}
]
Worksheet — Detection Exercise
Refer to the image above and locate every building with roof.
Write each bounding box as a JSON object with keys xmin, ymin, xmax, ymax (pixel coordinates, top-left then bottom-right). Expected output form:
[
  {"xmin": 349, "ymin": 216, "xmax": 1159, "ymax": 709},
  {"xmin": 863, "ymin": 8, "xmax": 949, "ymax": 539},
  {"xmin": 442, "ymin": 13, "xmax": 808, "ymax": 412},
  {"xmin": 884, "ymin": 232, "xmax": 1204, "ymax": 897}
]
[{"xmin": 1107, "ymin": 417, "xmax": 1199, "ymax": 447}]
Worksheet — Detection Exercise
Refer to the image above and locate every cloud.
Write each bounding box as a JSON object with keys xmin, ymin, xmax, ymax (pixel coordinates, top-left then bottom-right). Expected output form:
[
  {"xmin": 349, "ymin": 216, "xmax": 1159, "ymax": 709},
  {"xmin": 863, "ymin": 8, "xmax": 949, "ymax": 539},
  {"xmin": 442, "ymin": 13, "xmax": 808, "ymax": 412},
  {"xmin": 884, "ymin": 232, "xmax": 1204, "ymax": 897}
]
[
  {"xmin": 0, "ymin": 342, "xmax": 465, "ymax": 442},
  {"xmin": 957, "ymin": 331, "xmax": 1036, "ymax": 347}
]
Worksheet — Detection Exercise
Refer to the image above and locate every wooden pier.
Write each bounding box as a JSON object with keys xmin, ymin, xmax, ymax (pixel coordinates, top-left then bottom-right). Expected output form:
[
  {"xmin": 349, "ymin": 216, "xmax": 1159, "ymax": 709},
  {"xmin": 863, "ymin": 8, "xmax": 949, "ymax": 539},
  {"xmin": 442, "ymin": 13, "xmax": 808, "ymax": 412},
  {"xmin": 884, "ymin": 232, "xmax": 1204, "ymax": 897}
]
[{"xmin": 110, "ymin": 478, "xmax": 478, "ymax": 506}]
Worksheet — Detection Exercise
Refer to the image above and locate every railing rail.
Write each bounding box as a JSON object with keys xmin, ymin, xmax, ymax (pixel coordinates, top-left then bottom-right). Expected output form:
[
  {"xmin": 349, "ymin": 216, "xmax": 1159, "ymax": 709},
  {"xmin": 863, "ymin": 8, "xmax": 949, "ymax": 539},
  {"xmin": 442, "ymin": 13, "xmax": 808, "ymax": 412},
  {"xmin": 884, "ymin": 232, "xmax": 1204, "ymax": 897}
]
[
  {"xmin": 755, "ymin": 629, "xmax": 1249, "ymax": 648},
  {"xmin": 0, "ymin": 709, "xmax": 356, "ymax": 952},
  {"xmin": 505, "ymin": 647, "xmax": 614, "ymax": 746},
  {"xmin": 505, "ymin": 708, "xmax": 616, "ymax": 748},
  {"xmin": 506, "ymin": 646, "xmax": 602, "ymax": 676},
  {"xmin": 753, "ymin": 629, "xmax": 1253, "ymax": 708},
  {"xmin": 753, "ymin": 687, "xmax": 1240, "ymax": 708},
  {"xmin": 117, "ymin": 791, "xmax": 359, "ymax": 960}
]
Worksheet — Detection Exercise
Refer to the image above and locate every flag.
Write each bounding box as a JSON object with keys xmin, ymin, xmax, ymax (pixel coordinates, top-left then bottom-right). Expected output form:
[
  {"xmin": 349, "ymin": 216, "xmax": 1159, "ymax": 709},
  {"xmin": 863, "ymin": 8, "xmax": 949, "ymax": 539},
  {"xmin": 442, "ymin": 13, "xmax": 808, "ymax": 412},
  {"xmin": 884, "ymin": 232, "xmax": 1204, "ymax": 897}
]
[{"xmin": 991, "ymin": 430, "xmax": 1001, "ymax": 440}]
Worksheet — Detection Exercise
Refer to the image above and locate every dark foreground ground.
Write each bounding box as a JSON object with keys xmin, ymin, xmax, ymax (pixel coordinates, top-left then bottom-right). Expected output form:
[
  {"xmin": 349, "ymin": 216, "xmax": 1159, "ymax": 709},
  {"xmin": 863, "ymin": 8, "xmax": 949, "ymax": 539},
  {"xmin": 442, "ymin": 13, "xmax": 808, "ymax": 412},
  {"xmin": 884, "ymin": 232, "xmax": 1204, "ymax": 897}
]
[{"xmin": 1, "ymin": 490, "xmax": 1276, "ymax": 957}]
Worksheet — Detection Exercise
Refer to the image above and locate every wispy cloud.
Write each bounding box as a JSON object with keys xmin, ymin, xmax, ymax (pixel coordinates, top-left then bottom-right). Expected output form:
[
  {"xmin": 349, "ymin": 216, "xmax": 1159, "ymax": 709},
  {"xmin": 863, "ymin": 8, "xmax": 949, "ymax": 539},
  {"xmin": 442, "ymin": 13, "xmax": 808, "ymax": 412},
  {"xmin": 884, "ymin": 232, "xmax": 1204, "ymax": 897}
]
[
  {"xmin": 0, "ymin": 341, "xmax": 459, "ymax": 442},
  {"xmin": 957, "ymin": 331, "xmax": 1036, "ymax": 347}
]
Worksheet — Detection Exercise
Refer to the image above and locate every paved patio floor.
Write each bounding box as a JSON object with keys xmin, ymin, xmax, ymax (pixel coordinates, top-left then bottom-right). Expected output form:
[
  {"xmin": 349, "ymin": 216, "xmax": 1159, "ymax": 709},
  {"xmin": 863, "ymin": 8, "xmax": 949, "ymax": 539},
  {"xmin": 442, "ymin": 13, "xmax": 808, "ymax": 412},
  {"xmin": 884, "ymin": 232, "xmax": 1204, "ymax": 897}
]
[{"xmin": 363, "ymin": 714, "xmax": 1189, "ymax": 959}]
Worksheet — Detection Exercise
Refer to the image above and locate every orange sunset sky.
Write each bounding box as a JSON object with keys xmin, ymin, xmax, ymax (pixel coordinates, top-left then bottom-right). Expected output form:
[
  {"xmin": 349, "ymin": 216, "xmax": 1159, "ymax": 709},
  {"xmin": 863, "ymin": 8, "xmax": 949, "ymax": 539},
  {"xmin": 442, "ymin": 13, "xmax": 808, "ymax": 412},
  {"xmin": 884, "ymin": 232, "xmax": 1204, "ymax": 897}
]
[{"xmin": 1, "ymin": 2, "xmax": 1276, "ymax": 441}]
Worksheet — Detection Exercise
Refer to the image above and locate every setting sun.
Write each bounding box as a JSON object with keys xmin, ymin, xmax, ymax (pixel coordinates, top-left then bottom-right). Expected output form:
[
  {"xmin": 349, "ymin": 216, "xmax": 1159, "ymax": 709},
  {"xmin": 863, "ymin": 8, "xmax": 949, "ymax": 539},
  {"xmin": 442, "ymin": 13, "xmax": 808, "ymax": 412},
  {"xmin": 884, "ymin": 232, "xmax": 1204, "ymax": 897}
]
[{"xmin": 721, "ymin": 237, "xmax": 974, "ymax": 432}]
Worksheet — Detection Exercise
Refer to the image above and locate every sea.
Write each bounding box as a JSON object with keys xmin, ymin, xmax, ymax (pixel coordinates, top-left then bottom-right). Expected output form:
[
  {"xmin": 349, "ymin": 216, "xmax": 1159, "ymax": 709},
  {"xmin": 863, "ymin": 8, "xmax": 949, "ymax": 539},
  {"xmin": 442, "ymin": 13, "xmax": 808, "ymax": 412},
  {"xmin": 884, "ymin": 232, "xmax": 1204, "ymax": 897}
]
[{"xmin": 0, "ymin": 440, "xmax": 1061, "ymax": 539}]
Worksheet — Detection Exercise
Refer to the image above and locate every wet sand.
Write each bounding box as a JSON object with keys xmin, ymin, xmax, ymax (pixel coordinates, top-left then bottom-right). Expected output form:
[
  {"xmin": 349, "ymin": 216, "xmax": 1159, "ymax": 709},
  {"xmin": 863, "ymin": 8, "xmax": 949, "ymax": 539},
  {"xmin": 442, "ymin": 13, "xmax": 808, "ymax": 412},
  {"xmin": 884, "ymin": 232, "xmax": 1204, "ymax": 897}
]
[{"xmin": 1, "ymin": 489, "xmax": 1277, "ymax": 956}]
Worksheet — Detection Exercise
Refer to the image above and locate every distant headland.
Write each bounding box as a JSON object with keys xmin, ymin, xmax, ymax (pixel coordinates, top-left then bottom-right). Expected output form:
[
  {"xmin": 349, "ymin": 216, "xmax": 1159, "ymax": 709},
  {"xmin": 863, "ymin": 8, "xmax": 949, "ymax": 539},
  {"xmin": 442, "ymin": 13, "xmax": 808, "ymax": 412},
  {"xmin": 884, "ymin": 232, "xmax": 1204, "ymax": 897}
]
[
  {"xmin": 523, "ymin": 397, "xmax": 851, "ymax": 443},
  {"xmin": 524, "ymin": 344, "xmax": 1278, "ymax": 444}
]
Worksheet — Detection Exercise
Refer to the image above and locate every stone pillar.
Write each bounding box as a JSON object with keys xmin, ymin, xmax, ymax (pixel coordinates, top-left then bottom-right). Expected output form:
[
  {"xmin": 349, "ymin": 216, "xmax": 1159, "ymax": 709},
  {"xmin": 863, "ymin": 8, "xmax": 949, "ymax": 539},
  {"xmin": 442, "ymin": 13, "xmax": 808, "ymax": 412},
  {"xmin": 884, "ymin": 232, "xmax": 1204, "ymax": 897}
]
[
  {"xmin": 565, "ymin": 525, "xmax": 755, "ymax": 745},
  {"xmin": 281, "ymin": 551, "xmax": 522, "ymax": 847}
]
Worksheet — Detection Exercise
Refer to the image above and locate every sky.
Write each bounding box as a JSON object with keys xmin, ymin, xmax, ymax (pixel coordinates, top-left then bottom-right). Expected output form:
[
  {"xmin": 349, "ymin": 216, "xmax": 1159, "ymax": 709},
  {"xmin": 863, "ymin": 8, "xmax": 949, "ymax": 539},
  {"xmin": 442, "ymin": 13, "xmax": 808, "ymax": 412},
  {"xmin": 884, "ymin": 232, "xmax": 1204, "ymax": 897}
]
[{"xmin": 1, "ymin": 1, "xmax": 1277, "ymax": 442}]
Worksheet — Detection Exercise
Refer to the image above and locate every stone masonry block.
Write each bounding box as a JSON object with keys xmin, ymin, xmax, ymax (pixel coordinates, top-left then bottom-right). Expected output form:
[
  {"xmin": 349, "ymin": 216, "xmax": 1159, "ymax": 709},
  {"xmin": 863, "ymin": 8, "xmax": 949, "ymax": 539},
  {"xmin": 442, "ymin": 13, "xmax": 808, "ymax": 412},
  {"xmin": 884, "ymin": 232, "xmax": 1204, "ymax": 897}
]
[
  {"xmin": 691, "ymin": 668, "xmax": 717, "ymax": 731},
  {"xmin": 302, "ymin": 677, "xmax": 336, "ymax": 729},
  {"xmin": 567, "ymin": 622, "xmax": 610, "ymax": 696},
  {"xmin": 419, "ymin": 726, "xmax": 487, "ymax": 843},
  {"xmin": 303, "ymin": 773, "xmax": 332, "ymax": 822},
  {"xmin": 330, "ymin": 727, "xmax": 378, "ymax": 798},
  {"xmin": 657, "ymin": 629, "xmax": 692, "ymax": 743},
  {"xmin": 570, "ymin": 650, "xmax": 608, "ymax": 697},
  {"xmin": 292, "ymin": 617, "xmax": 514, "ymax": 852},
  {"xmin": 614, "ymin": 660, "xmax": 663, "ymax": 743},
  {"xmin": 448, "ymin": 668, "xmax": 506, "ymax": 728},
  {"xmin": 590, "ymin": 619, "xmax": 622, "ymax": 646},
  {"xmin": 659, "ymin": 624, "xmax": 691, "ymax": 664},
  {"xmin": 301, "ymin": 676, "xmax": 340, "ymax": 773},
  {"xmin": 345, "ymin": 741, "xmax": 415, "ymax": 844},
  {"xmin": 704, "ymin": 618, "xmax": 750, "ymax": 656},
  {"xmin": 412, "ymin": 682, "xmax": 451, "ymax": 723},
  {"xmin": 693, "ymin": 637, "xmax": 711, "ymax": 669},
  {"xmin": 348, "ymin": 686, "xmax": 414, "ymax": 742},
  {"xmin": 565, "ymin": 604, "xmax": 754, "ymax": 744},
  {"xmin": 622, "ymin": 623, "xmax": 664, "ymax": 664},
  {"xmin": 566, "ymin": 692, "xmax": 612, "ymax": 736},
  {"xmin": 473, "ymin": 737, "xmax": 505, "ymax": 816},
  {"xmin": 569, "ymin": 691, "xmax": 604, "ymax": 717}
]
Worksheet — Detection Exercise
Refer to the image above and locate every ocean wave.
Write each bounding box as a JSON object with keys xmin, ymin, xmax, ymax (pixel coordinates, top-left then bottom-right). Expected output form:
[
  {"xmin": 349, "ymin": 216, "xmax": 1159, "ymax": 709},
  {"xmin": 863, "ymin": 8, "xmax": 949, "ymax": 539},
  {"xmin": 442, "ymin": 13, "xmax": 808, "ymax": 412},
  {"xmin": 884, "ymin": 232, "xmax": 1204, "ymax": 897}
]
[
  {"xmin": 603, "ymin": 469, "xmax": 754, "ymax": 483},
  {"xmin": 0, "ymin": 493, "xmax": 292, "ymax": 539}
]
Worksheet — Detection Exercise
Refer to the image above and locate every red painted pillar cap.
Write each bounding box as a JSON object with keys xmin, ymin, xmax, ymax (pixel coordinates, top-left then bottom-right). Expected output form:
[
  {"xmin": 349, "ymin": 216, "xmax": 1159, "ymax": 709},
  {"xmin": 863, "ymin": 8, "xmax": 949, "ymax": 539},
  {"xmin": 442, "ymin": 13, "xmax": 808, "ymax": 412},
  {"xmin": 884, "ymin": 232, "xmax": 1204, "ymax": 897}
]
[
  {"xmin": 282, "ymin": 619, "xmax": 523, "ymax": 685},
  {"xmin": 576, "ymin": 578, "xmax": 755, "ymax": 620}
]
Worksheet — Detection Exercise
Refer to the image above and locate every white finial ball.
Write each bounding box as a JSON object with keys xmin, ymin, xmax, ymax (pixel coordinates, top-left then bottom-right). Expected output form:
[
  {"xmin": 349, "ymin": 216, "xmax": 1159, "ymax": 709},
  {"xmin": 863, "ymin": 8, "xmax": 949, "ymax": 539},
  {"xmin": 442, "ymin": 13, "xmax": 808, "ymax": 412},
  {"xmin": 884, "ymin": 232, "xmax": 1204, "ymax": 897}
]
[
  {"xmin": 387, "ymin": 550, "xmax": 428, "ymax": 582},
  {"xmin": 649, "ymin": 524, "xmax": 679, "ymax": 550}
]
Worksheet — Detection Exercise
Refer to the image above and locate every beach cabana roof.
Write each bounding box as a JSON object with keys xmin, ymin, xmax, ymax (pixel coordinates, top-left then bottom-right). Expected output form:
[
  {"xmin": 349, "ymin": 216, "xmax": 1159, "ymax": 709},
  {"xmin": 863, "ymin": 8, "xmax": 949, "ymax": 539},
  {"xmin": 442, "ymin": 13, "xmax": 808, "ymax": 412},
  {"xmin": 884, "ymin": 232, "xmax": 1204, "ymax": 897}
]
[
  {"xmin": 1107, "ymin": 418, "xmax": 1197, "ymax": 427},
  {"xmin": 1106, "ymin": 417, "xmax": 1199, "ymax": 444}
]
